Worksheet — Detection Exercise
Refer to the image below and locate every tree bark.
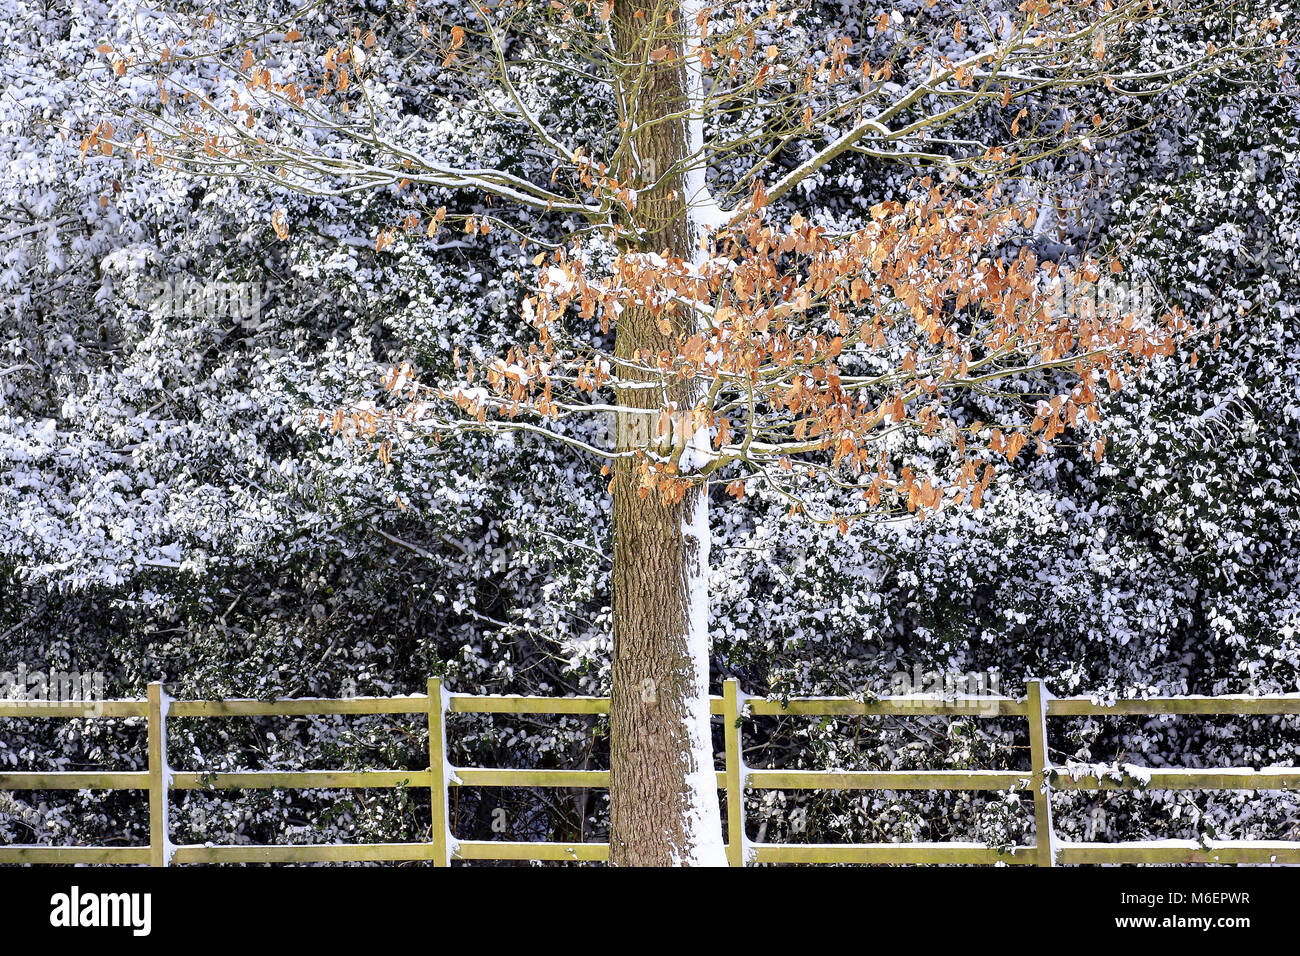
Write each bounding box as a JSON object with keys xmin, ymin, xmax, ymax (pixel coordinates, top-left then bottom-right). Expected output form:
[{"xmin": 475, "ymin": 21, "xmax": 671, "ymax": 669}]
[{"xmin": 607, "ymin": 0, "xmax": 725, "ymax": 866}]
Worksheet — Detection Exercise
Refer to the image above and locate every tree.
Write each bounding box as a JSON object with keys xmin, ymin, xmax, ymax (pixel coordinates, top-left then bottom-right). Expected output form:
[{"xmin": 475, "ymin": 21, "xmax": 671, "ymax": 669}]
[{"xmin": 95, "ymin": 0, "xmax": 1273, "ymax": 864}]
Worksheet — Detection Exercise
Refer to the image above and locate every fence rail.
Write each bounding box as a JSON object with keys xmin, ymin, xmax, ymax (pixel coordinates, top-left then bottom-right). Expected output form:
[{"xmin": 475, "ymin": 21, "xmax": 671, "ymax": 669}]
[{"xmin": 2, "ymin": 679, "xmax": 1299, "ymax": 866}]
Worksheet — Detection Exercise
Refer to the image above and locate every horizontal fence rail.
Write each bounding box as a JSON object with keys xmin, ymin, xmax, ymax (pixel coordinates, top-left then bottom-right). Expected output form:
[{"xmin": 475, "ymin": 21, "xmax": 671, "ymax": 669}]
[{"xmin": 1, "ymin": 679, "xmax": 1299, "ymax": 866}]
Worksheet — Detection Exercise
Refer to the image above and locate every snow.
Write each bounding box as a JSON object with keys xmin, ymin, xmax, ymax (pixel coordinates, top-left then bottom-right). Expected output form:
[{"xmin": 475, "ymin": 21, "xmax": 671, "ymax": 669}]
[
  {"xmin": 669, "ymin": 46, "xmax": 727, "ymax": 854},
  {"xmin": 735, "ymin": 686, "xmax": 757, "ymax": 866},
  {"xmin": 682, "ymin": 0, "xmax": 732, "ymax": 238},
  {"xmin": 675, "ymin": 429, "xmax": 726, "ymax": 866},
  {"xmin": 438, "ymin": 682, "xmax": 461, "ymax": 863},
  {"xmin": 159, "ymin": 686, "xmax": 176, "ymax": 866},
  {"xmin": 1032, "ymin": 677, "xmax": 1059, "ymax": 865}
]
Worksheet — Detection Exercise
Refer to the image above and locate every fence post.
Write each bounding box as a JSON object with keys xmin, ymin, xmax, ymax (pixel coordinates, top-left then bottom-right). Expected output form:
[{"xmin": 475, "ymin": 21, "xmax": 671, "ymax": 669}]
[
  {"xmin": 1025, "ymin": 678, "xmax": 1056, "ymax": 867},
  {"xmin": 723, "ymin": 679, "xmax": 745, "ymax": 867},
  {"xmin": 147, "ymin": 681, "xmax": 168, "ymax": 867},
  {"xmin": 428, "ymin": 677, "xmax": 451, "ymax": 867}
]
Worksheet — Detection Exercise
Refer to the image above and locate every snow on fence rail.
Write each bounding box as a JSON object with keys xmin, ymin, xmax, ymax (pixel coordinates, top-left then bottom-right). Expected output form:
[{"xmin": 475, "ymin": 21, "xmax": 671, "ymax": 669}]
[{"xmin": 2, "ymin": 679, "xmax": 1300, "ymax": 866}]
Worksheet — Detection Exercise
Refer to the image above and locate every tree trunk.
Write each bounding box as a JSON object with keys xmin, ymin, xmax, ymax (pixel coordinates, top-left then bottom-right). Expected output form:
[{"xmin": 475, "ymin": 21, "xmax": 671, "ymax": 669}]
[{"xmin": 607, "ymin": 0, "xmax": 725, "ymax": 866}]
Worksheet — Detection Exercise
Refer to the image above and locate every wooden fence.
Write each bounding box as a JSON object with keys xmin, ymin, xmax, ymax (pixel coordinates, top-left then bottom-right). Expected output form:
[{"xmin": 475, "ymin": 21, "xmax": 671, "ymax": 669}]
[{"xmin": 1, "ymin": 678, "xmax": 1299, "ymax": 865}]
